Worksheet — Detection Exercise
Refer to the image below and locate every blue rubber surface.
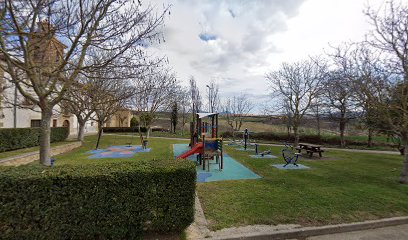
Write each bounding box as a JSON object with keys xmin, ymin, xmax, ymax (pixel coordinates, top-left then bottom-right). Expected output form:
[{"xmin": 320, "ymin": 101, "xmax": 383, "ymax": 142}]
[
  {"xmin": 271, "ymin": 164, "xmax": 310, "ymax": 170},
  {"xmin": 87, "ymin": 145, "xmax": 151, "ymax": 159},
  {"xmin": 173, "ymin": 144, "xmax": 261, "ymax": 183}
]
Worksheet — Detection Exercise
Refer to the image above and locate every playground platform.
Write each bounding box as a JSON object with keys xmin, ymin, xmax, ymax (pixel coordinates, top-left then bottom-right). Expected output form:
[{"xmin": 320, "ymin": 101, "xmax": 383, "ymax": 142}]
[{"xmin": 173, "ymin": 144, "xmax": 260, "ymax": 183}]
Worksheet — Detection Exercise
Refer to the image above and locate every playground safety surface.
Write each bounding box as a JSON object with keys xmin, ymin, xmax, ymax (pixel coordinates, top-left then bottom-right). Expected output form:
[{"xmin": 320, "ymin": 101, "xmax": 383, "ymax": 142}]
[
  {"xmin": 173, "ymin": 144, "xmax": 260, "ymax": 183},
  {"xmin": 87, "ymin": 145, "xmax": 151, "ymax": 159},
  {"xmin": 272, "ymin": 164, "xmax": 310, "ymax": 170}
]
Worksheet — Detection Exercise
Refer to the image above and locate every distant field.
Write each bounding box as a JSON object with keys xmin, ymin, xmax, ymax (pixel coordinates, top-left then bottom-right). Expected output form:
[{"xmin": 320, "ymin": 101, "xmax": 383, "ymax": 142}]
[
  {"xmin": 154, "ymin": 116, "xmax": 337, "ymax": 135},
  {"xmin": 150, "ymin": 113, "xmax": 391, "ymax": 147}
]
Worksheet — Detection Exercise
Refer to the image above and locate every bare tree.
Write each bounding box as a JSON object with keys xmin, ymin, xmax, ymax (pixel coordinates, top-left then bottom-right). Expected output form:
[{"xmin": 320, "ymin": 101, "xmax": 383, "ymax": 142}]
[
  {"xmin": 189, "ymin": 76, "xmax": 202, "ymax": 131},
  {"xmin": 222, "ymin": 94, "xmax": 253, "ymax": 140},
  {"xmin": 206, "ymin": 80, "xmax": 220, "ymax": 113},
  {"xmin": 266, "ymin": 58, "xmax": 327, "ymax": 146},
  {"xmin": 309, "ymin": 95, "xmax": 323, "ymax": 138},
  {"xmin": 178, "ymin": 87, "xmax": 190, "ymax": 134},
  {"xmin": 347, "ymin": 44, "xmax": 385, "ymax": 147},
  {"xmin": 322, "ymin": 70, "xmax": 356, "ymax": 148},
  {"xmin": 166, "ymin": 85, "xmax": 190, "ymax": 134},
  {"xmin": 90, "ymin": 78, "xmax": 133, "ymax": 149},
  {"xmin": 365, "ymin": 1, "xmax": 408, "ymax": 183},
  {"xmin": 0, "ymin": 0, "xmax": 168, "ymax": 165},
  {"xmin": 62, "ymin": 75, "xmax": 94, "ymax": 142},
  {"xmin": 132, "ymin": 68, "xmax": 178, "ymax": 137}
]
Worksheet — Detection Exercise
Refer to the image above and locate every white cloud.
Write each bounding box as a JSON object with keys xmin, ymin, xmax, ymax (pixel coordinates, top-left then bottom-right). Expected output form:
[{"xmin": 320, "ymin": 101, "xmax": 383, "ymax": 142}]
[{"xmin": 148, "ymin": 0, "xmax": 386, "ymax": 112}]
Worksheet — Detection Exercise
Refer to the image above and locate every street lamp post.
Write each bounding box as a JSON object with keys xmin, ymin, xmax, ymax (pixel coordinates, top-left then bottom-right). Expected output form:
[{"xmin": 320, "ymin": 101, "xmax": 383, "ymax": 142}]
[{"xmin": 206, "ymin": 85, "xmax": 212, "ymax": 113}]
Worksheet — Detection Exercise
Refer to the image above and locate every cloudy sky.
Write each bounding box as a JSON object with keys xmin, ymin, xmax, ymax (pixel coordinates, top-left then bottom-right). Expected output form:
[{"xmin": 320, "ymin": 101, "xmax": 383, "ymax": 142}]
[{"xmin": 149, "ymin": 0, "xmax": 386, "ymax": 112}]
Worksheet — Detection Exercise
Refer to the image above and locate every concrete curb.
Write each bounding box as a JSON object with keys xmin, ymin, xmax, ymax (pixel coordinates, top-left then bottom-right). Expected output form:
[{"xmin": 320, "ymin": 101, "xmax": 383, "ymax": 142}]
[
  {"xmin": 211, "ymin": 216, "xmax": 408, "ymax": 240},
  {"xmin": 186, "ymin": 194, "xmax": 211, "ymax": 239}
]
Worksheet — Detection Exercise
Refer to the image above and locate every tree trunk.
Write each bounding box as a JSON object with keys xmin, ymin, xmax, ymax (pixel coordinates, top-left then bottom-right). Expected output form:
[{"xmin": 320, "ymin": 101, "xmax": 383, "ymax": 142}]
[
  {"xmin": 399, "ymin": 140, "xmax": 408, "ymax": 184},
  {"xmin": 316, "ymin": 104, "xmax": 321, "ymax": 138},
  {"xmin": 367, "ymin": 128, "xmax": 373, "ymax": 148},
  {"xmin": 147, "ymin": 126, "xmax": 151, "ymax": 138},
  {"xmin": 287, "ymin": 125, "xmax": 290, "ymax": 139},
  {"xmin": 95, "ymin": 127, "xmax": 103, "ymax": 149},
  {"xmin": 181, "ymin": 110, "xmax": 186, "ymax": 134},
  {"xmin": 339, "ymin": 121, "xmax": 346, "ymax": 148},
  {"xmin": 39, "ymin": 109, "xmax": 52, "ymax": 166},
  {"xmin": 77, "ymin": 121, "xmax": 86, "ymax": 142},
  {"xmin": 293, "ymin": 125, "xmax": 299, "ymax": 146}
]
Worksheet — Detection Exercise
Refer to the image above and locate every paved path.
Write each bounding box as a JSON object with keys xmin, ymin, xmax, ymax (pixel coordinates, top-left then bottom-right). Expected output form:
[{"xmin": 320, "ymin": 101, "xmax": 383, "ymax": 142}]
[
  {"xmin": 307, "ymin": 224, "xmax": 408, "ymax": 240},
  {"xmin": 256, "ymin": 142, "xmax": 400, "ymax": 155}
]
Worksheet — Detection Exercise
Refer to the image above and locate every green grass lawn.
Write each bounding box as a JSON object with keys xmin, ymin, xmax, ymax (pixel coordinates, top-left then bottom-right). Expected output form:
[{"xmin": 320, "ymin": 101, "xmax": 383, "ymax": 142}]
[
  {"xmin": 197, "ymin": 144, "xmax": 408, "ymax": 230},
  {"xmin": 7, "ymin": 134, "xmax": 408, "ymax": 231},
  {"xmin": 54, "ymin": 134, "xmax": 188, "ymax": 165}
]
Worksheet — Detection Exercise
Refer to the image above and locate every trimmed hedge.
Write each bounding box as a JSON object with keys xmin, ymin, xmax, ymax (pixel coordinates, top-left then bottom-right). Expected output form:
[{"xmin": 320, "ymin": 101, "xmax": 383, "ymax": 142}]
[
  {"xmin": 0, "ymin": 127, "xmax": 69, "ymax": 152},
  {"xmin": 0, "ymin": 159, "xmax": 196, "ymax": 239},
  {"xmin": 102, "ymin": 127, "xmax": 147, "ymax": 133},
  {"xmin": 151, "ymin": 127, "xmax": 170, "ymax": 132},
  {"xmin": 50, "ymin": 127, "xmax": 70, "ymax": 143}
]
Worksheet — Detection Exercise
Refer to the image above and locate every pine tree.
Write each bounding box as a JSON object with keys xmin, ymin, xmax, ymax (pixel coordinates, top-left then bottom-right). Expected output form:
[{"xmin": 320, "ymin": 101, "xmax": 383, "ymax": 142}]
[{"xmin": 171, "ymin": 102, "xmax": 178, "ymax": 133}]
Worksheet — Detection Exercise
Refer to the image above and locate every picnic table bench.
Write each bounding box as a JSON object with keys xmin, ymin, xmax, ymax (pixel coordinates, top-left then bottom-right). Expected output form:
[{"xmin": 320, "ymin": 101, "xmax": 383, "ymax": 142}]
[{"xmin": 296, "ymin": 143, "xmax": 324, "ymax": 158}]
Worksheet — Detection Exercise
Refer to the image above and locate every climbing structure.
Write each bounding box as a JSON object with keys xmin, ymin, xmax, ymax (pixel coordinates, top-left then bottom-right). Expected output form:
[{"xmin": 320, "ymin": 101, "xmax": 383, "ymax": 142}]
[{"xmin": 177, "ymin": 113, "xmax": 223, "ymax": 171}]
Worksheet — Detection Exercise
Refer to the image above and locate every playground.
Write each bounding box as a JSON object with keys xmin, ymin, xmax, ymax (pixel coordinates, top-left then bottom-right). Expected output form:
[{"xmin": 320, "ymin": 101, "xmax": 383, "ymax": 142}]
[
  {"xmin": 15, "ymin": 133, "xmax": 407, "ymax": 232},
  {"xmin": 173, "ymin": 143, "xmax": 260, "ymax": 182},
  {"xmin": 13, "ymin": 112, "xmax": 406, "ymax": 232}
]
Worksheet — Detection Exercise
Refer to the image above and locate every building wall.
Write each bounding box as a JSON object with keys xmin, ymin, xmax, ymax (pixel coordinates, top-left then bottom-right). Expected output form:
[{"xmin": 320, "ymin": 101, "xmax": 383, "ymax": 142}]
[
  {"xmin": 106, "ymin": 110, "xmax": 132, "ymax": 127},
  {"xmin": 0, "ymin": 67, "xmax": 97, "ymax": 136},
  {"xmin": 0, "ymin": 22, "xmax": 97, "ymax": 137}
]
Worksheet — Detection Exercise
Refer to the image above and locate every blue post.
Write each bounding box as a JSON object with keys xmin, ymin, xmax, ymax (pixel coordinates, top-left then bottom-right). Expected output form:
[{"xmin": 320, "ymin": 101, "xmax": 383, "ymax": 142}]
[
  {"xmin": 50, "ymin": 157, "xmax": 55, "ymax": 167},
  {"xmin": 244, "ymin": 128, "xmax": 249, "ymax": 150}
]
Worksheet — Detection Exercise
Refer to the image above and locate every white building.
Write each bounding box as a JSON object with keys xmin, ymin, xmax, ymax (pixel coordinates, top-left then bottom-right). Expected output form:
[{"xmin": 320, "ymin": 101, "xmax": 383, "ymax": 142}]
[
  {"xmin": 0, "ymin": 21, "xmax": 131, "ymax": 136},
  {"xmin": 0, "ymin": 21, "xmax": 98, "ymax": 137},
  {"xmin": 0, "ymin": 62, "xmax": 98, "ymax": 136}
]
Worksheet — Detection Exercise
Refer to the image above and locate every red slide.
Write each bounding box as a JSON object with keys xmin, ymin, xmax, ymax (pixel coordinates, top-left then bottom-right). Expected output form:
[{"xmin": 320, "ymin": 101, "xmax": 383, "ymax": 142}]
[{"xmin": 177, "ymin": 143, "xmax": 203, "ymax": 159}]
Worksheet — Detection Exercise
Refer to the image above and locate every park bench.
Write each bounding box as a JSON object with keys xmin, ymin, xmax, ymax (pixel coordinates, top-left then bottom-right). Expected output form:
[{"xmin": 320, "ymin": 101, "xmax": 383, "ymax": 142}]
[{"xmin": 296, "ymin": 143, "xmax": 324, "ymax": 158}]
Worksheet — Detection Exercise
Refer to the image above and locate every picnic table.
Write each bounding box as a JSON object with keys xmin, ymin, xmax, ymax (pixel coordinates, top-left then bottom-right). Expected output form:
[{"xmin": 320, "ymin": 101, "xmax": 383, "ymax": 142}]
[{"xmin": 296, "ymin": 143, "xmax": 324, "ymax": 158}]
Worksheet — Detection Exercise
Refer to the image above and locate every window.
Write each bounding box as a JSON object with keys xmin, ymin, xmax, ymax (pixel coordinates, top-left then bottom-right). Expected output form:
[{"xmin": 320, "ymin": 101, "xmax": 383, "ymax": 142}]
[
  {"xmin": 52, "ymin": 119, "xmax": 57, "ymax": 127},
  {"xmin": 31, "ymin": 120, "xmax": 41, "ymax": 128}
]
